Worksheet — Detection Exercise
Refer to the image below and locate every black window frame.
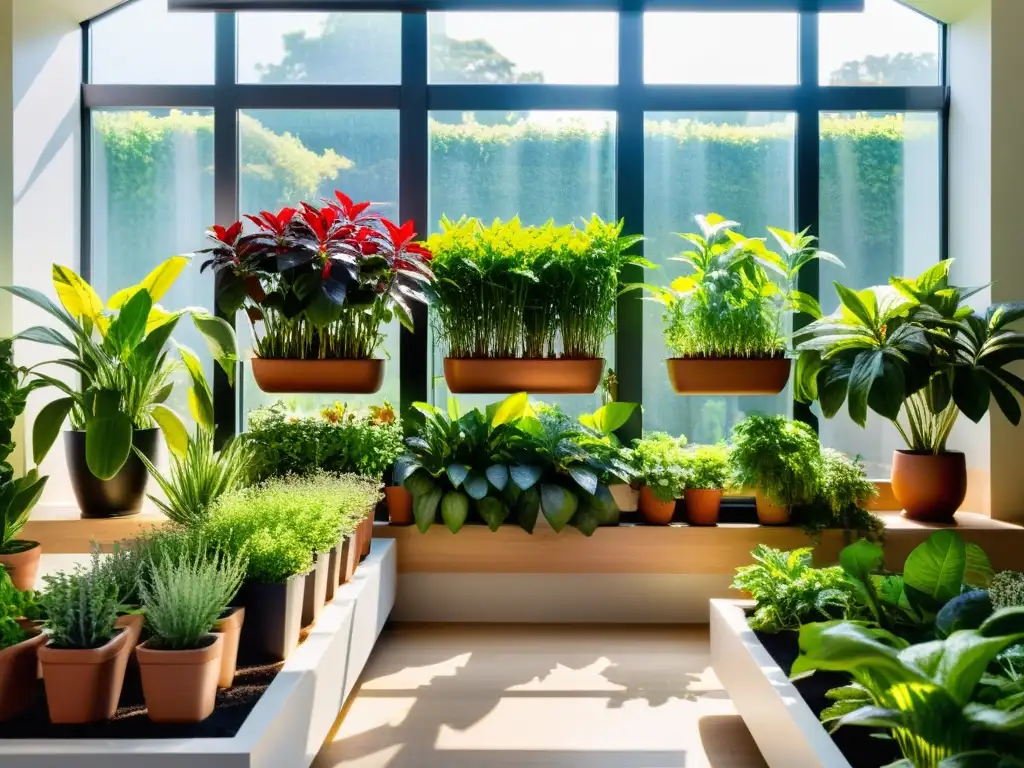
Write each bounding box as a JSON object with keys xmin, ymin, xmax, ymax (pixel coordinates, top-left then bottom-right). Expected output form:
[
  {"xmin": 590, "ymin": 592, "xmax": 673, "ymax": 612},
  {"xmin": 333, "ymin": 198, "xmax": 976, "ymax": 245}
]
[{"xmin": 81, "ymin": 0, "xmax": 949, "ymax": 445}]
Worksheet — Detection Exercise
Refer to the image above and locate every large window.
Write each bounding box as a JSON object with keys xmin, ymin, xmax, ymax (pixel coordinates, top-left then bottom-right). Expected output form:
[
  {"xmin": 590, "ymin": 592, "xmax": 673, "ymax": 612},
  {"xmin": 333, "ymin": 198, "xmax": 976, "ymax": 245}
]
[{"xmin": 84, "ymin": 0, "xmax": 947, "ymax": 474}]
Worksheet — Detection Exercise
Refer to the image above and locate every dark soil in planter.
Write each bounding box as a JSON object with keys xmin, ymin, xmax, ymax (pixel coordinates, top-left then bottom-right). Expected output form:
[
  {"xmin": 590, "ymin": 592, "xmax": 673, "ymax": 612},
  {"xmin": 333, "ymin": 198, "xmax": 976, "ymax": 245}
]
[
  {"xmin": 754, "ymin": 628, "xmax": 901, "ymax": 768},
  {"xmin": 0, "ymin": 628, "xmax": 311, "ymax": 739}
]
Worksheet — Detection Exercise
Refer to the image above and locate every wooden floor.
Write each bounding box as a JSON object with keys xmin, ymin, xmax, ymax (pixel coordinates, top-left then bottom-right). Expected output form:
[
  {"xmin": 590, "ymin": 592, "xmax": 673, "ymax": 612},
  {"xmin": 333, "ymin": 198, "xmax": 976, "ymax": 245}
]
[{"xmin": 315, "ymin": 624, "xmax": 767, "ymax": 768}]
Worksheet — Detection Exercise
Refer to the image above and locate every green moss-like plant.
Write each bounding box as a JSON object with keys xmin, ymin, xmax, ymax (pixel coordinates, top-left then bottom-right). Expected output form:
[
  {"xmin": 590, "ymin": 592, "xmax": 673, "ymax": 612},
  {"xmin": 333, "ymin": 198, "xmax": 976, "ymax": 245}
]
[
  {"xmin": 729, "ymin": 415, "xmax": 821, "ymax": 508},
  {"xmin": 679, "ymin": 444, "xmax": 731, "ymax": 491}
]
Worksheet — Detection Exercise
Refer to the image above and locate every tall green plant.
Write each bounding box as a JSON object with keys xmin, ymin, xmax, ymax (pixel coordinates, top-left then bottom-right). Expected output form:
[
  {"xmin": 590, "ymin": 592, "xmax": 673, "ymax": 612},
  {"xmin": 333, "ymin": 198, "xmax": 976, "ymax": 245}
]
[{"xmin": 40, "ymin": 553, "xmax": 120, "ymax": 649}]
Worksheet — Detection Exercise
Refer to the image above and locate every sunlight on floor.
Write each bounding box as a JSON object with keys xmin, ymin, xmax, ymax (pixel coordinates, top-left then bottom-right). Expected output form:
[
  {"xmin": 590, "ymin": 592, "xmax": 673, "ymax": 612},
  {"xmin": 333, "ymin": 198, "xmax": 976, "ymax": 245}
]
[{"xmin": 315, "ymin": 624, "xmax": 766, "ymax": 768}]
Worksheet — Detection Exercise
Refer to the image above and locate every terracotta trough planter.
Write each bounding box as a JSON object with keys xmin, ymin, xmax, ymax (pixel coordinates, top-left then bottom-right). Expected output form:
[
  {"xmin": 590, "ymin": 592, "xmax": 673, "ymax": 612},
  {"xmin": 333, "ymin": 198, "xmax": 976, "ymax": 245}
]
[
  {"xmin": 684, "ymin": 489, "xmax": 723, "ymax": 526},
  {"xmin": 666, "ymin": 357, "xmax": 791, "ymax": 395},
  {"xmin": 755, "ymin": 493, "xmax": 791, "ymax": 526},
  {"xmin": 0, "ymin": 631, "xmax": 47, "ymax": 721},
  {"xmin": 386, "ymin": 486, "xmax": 413, "ymax": 525},
  {"xmin": 212, "ymin": 607, "xmax": 245, "ymax": 689},
  {"xmin": 0, "ymin": 542, "xmax": 41, "ymax": 591},
  {"xmin": 891, "ymin": 450, "xmax": 967, "ymax": 523},
  {"xmin": 137, "ymin": 634, "xmax": 224, "ymax": 723},
  {"xmin": 444, "ymin": 358, "xmax": 604, "ymax": 394},
  {"xmin": 251, "ymin": 358, "xmax": 384, "ymax": 394},
  {"xmin": 638, "ymin": 486, "xmax": 676, "ymax": 525},
  {"xmin": 38, "ymin": 628, "xmax": 131, "ymax": 724}
]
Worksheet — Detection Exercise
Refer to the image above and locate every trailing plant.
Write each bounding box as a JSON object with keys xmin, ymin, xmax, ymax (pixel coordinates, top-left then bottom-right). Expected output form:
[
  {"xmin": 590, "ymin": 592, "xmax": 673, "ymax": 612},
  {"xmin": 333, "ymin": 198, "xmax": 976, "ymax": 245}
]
[
  {"xmin": 728, "ymin": 414, "xmax": 821, "ymax": 508},
  {"xmin": 790, "ymin": 449, "xmax": 884, "ymax": 540},
  {"xmin": 202, "ymin": 192, "xmax": 433, "ymax": 361},
  {"xmin": 793, "ymin": 609, "xmax": 1024, "ymax": 767},
  {"xmin": 679, "ymin": 443, "xmax": 731, "ymax": 491},
  {"xmin": 629, "ymin": 432, "xmax": 689, "ymax": 502},
  {"xmin": 8, "ymin": 259, "xmax": 237, "ymax": 479},
  {"xmin": 646, "ymin": 214, "xmax": 840, "ymax": 359},
  {"xmin": 795, "ymin": 260, "xmax": 1024, "ymax": 454},
  {"xmin": 39, "ymin": 553, "xmax": 120, "ymax": 649},
  {"xmin": 732, "ymin": 545, "xmax": 859, "ymax": 633},
  {"xmin": 246, "ymin": 401, "xmax": 403, "ymax": 482},
  {"xmin": 991, "ymin": 572, "xmax": 1024, "ymax": 611},
  {"xmin": 140, "ymin": 547, "xmax": 245, "ymax": 651},
  {"xmin": 137, "ymin": 428, "xmax": 254, "ymax": 527},
  {"xmin": 424, "ymin": 216, "xmax": 647, "ymax": 360}
]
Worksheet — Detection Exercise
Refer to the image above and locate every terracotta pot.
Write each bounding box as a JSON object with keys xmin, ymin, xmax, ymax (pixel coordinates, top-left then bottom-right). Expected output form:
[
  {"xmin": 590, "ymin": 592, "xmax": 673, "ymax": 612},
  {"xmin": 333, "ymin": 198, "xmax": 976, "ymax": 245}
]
[
  {"xmin": 340, "ymin": 535, "xmax": 358, "ymax": 585},
  {"xmin": 638, "ymin": 486, "xmax": 676, "ymax": 525},
  {"xmin": 301, "ymin": 552, "xmax": 331, "ymax": 627},
  {"xmin": 0, "ymin": 541, "xmax": 41, "ymax": 591},
  {"xmin": 756, "ymin": 493, "xmax": 791, "ymax": 525},
  {"xmin": 360, "ymin": 515, "xmax": 373, "ymax": 558},
  {"xmin": 212, "ymin": 607, "xmax": 244, "ymax": 689},
  {"xmin": 444, "ymin": 358, "xmax": 604, "ymax": 395},
  {"xmin": 666, "ymin": 357, "xmax": 791, "ymax": 395},
  {"xmin": 684, "ymin": 489, "xmax": 723, "ymax": 526},
  {"xmin": 609, "ymin": 483, "xmax": 639, "ymax": 513},
  {"xmin": 891, "ymin": 450, "xmax": 967, "ymax": 523},
  {"xmin": 137, "ymin": 634, "xmax": 224, "ymax": 723},
  {"xmin": 326, "ymin": 544, "xmax": 341, "ymax": 602},
  {"xmin": 386, "ymin": 486, "xmax": 413, "ymax": 525},
  {"xmin": 0, "ymin": 630, "xmax": 47, "ymax": 721},
  {"xmin": 38, "ymin": 628, "xmax": 130, "ymax": 724},
  {"xmin": 66, "ymin": 428, "xmax": 160, "ymax": 518},
  {"xmin": 250, "ymin": 358, "xmax": 384, "ymax": 394},
  {"xmin": 115, "ymin": 612, "xmax": 145, "ymax": 653}
]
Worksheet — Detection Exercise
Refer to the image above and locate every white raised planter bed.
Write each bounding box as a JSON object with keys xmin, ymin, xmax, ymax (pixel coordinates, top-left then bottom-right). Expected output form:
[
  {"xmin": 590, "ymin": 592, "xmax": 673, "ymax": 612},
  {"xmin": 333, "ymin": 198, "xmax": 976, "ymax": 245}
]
[
  {"xmin": 0, "ymin": 539, "xmax": 397, "ymax": 768},
  {"xmin": 709, "ymin": 598, "xmax": 852, "ymax": 768}
]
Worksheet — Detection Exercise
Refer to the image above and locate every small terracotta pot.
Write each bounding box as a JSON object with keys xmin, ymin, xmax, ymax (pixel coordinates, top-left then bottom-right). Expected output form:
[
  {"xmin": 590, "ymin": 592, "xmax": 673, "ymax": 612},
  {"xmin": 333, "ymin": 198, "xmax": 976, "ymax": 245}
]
[
  {"xmin": 0, "ymin": 630, "xmax": 47, "ymax": 721},
  {"xmin": 638, "ymin": 486, "xmax": 676, "ymax": 525},
  {"xmin": 340, "ymin": 536, "xmax": 358, "ymax": 585},
  {"xmin": 756, "ymin": 493, "xmax": 791, "ymax": 525},
  {"xmin": 360, "ymin": 515, "xmax": 373, "ymax": 559},
  {"xmin": 892, "ymin": 450, "xmax": 967, "ymax": 523},
  {"xmin": 326, "ymin": 544, "xmax": 341, "ymax": 602},
  {"xmin": 0, "ymin": 541, "xmax": 41, "ymax": 591},
  {"xmin": 137, "ymin": 634, "xmax": 224, "ymax": 723},
  {"xmin": 666, "ymin": 357, "xmax": 791, "ymax": 395},
  {"xmin": 38, "ymin": 628, "xmax": 130, "ymax": 724},
  {"xmin": 115, "ymin": 612, "xmax": 145, "ymax": 653},
  {"xmin": 684, "ymin": 489, "xmax": 723, "ymax": 526},
  {"xmin": 251, "ymin": 358, "xmax": 383, "ymax": 394},
  {"xmin": 609, "ymin": 483, "xmax": 639, "ymax": 512},
  {"xmin": 444, "ymin": 358, "xmax": 604, "ymax": 395},
  {"xmin": 301, "ymin": 552, "xmax": 331, "ymax": 627},
  {"xmin": 212, "ymin": 607, "xmax": 244, "ymax": 689},
  {"xmin": 386, "ymin": 486, "xmax": 413, "ymax": 525}
]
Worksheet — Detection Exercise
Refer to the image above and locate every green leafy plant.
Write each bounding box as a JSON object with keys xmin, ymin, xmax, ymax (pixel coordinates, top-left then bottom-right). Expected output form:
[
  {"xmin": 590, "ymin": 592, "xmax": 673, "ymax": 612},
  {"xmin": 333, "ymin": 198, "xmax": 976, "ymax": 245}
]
[
  {"xmin": 729, "ymin": 414, "xmax": 822, "ymax": 508},
  {"xmin": 791, "ymin": 449, "xmax": 884, "ymax": 540},
  {"xmin": 246, "ymin": 401, "xmax": 402, "ymax": 482},
  {"xmin": 646, "ymin": 214, "xmax": 840, "ymax": 360},
  {"xmin": 39, "ymin": 553, "xmax": 120, "ymax": 649},
  {"xmin": 140, "ymin": 547, "xmax": 245, "ymax": 651},
  {"xmin": 424, "ymin": 216, "xmax": 647, "ymax": 360},
  {"xmin": 732, "ymin": 545, "xmax": 859, "ymax": 633},
  {"xmin": 0, "ymin": 568, "xmax": 40, "ymax": 649},
  {"xmin": 793, "ymin": 609, "xmax": 1024, "ymax": 767},
  {"xmin": 96, "ymin": 540, "xmax": 149, "ymax": 609},
  {"xmin": 795, "ymin": 260, "xmax": 1024, "ymax": 454},
  {"xmin": 991, "ymin": 572, "xmax": 1024, "ymax": 611},
  {"xmin": 629, "ymin": 432, "xmax": 689, "ymax": 502},
  {"xmin": 137, "ymin": 428, "xmax": 253, "ymax": 527},
  {"xmin": 8, "ymin": 259, "xmax": 237, "ymax": 480},
  {"xmin": 679, "ymin": 443, "xmax": 731, "ymax": 491}
]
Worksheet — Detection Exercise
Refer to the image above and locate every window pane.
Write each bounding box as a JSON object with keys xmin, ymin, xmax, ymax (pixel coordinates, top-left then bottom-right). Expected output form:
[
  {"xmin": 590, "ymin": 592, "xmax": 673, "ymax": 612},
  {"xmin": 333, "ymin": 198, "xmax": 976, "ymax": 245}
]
[
  {"xmin": 90, "ymin": 0, "xmax": 214, "ymax": 84},
  {"xmin": 428, "ymin": 112, "xmax": 617, "ymax": 415},
  {"xmin": 91, "ymin": 109, "xmax": 215, "ymax": 418},
  {"xmin": 428, "ymin": 13, "xmax": 618, "ymax": 85},
  {"xmin": 237, "ymin": 13, "xmax": 401, "ymax": 84},
  {"xmin": 643, "ymin": 112, "xmax": 796, "ymax": 442},
  {"xmin": 820, "ymin": 0, "xmax": 941, "ymax": 86},
  {"xmin": 818, "ymin": 112, "xmax": 941, "ymax": 477},
  {"xmin": 238, "ymin": 110, "xmax": 401, "ymax": 418},
  {"xmin": 644, "ymin": 13, "xmax": 798, "ymax": 85}
]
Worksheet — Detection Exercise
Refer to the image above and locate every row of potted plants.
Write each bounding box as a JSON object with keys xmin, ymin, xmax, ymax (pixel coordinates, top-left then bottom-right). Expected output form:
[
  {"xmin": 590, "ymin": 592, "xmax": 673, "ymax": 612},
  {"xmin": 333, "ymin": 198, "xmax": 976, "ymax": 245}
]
[{"xmin": 734, "ymin": 530, "xmax": 1024, "ymax": 766}]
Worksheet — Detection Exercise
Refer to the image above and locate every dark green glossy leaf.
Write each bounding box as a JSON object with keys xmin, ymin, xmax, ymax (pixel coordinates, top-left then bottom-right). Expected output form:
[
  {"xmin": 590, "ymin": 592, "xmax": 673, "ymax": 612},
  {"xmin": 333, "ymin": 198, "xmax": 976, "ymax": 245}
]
[
  {"xmin": 476, "ymin": 496, "xmax": 509, "ymax": 532},
  {"xmin": 441, "ymin": 491, "xmax": 469, "ymax": 533}
]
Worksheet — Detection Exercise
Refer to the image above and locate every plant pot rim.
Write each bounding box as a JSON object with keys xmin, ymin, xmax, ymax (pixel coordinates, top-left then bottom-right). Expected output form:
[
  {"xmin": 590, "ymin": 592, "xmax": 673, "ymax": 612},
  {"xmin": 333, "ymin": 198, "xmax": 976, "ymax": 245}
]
[
  {"xmin": 668, "ymin": 354, "xmax": 789, "ymax": 361},
  {"xmin": 38, "ymin": 627, "xmax": 128, "ymax": 663},
  {"xmin": 0, "ymin": 539, "xmax": 40, "ymax": 555},
  {"xmin": 445, "ymin": 356, "xmax": 603, "ymax": 362},
  {"xmin": 0, "ymin": 628, "xmax": 47, "ymax": 656},
  {"xmin": 685, "ymin": 487, "xmax": 725, "ymax": 493},
  {"xmin": 251, "ymin": 356, "xmax": 385, "ymax": 362},
  {"xmin": 137, "ymin": 633, "xmax": 222, "ymax": 664},
  {"xmin": 895, "ymin": 449, "xmax": 966, "ymax": 457}
]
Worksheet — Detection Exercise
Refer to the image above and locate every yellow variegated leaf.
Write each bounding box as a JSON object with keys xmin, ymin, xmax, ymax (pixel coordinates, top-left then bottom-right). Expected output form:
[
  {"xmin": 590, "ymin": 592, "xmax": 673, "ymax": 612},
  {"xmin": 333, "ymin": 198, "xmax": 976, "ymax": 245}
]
[
  {"xmin": 106, "ymin": 285, "xmax": 142, "ymax": 312},
  {"xmin": 95, "ymin": 315, "xmax": 110, "ymax": 337},
  {"xmin": 670, "ymin": 276, "xmax": 697, "ymax": 294},
  {"xmin": 145, "ymin": 305, "xmax": 180, "ymax": 335},
  {"xmin": 52, "ymin": 265, "xmax": 103, "ymax": 322},
  {"xmin": 108, "ymin": 255, "xmax": 191, "ymax": 309}
]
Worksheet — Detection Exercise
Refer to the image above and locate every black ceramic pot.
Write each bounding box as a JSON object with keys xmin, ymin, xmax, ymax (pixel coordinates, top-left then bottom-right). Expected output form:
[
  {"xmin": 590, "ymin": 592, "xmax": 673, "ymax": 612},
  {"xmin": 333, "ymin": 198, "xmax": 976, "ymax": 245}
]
[
  {"xmin": 65, "ymin": 428, "xmax": 161, "ymax": 519},
  {"xmin": 234, "ymin": 575, "xmax": 305, "ymax": 663}
]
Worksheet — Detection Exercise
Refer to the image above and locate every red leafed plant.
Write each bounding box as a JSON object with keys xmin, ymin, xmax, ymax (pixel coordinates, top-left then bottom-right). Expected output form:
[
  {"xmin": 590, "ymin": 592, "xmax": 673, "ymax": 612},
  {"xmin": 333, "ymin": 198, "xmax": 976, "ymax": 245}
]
[{"xmin": 201, "ymin": 192, "xmax": 432, "ymax": 360}]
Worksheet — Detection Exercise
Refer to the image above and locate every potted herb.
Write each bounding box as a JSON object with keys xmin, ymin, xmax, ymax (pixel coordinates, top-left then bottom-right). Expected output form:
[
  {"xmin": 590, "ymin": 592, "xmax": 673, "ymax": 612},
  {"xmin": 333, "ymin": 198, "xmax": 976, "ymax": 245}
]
[
  {"xmin": 728, "ymin": 414, "xmax": 821, "ymax": 525},
  {"xmin": 7, "ymin": 260, "xmax": 236, "ymax": 517},
  {"xmin": 97, "ymin": 541, "xmax": 149, "ymax": 652},
  {"xmin": 0, "ymin": 339, "xmax": 48, "ymax": 590},
  {"xmin": 424, "ymin": 216, "xmax": 646, "ymax": 394},
  {"xmin": 648, "ymin": 214, "xmax": 839, "ymax": 395},
  {"xmin": 679, "ymin": 444, "xmax": 731, "ymax": 526},
  {"xmin": 136, "ymin": 548, "xmax": 245, "ymax": 723},
  {"xmin": 37, "ymin": 555, "xmax": 127, "ymax": 724},
  {"xmin": 790, "ymin": 449, "xmax": 883, "ymax": 540},
  {"xmin": 0, "ymin": 571, "xmax": 46, "ymax": 721},
  {"xmin": 795, "ymin": 260, "xmax": 1024, "ymax": 522},
  {"xmin": 629, "ymin": 433, "xmax": 688, "ymax": 525},
  {"xmin": 202, "ymin": 193, "xmax": 433, "ymax": 394}
]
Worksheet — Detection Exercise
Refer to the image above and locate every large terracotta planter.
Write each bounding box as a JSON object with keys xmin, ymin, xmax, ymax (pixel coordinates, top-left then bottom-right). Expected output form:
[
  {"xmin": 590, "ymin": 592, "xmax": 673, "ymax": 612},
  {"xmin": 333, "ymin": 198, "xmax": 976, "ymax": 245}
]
[
  {"xmin": 892, "ymin": 450, "xmax": 967, "ymax": 523},
  {"xmin": 301, "ymin": 552, "xmax": 331, "ymax": 627},
  {"xmin": 137, "ymin": 634, "xmax": 224, "ymax": 723},
  {"xmin": 684, "ymin": 489, "xmax": 723, "ymax": 526},
  {"xmin": 444, "ymin": 358, "xmax": 604, "ymax": 394},
  {"xmin": 638, "ymin": 486, "xmax": 676, "ymax": 525},
  {"xmin": 65, "ymin": 428, "xmax": 160, "ymax": 518},
  {"xmin": 0, "ymin": 541, "xmax": 41, "ymax": 591},
  {"xmin": 212, "ymin": 607, "xmax": 244, "ymax": 689},
  {"xmin": 755, "ymin": 493, "xmax": 791, "ymax": 525},
  {"xmin": 609, "ymin": 483, "xmax": 639, "ymax": 512},
  {"xmin": 666, "ymin": 357, "xmax": 791, "ymax": 395},
  {"xmin": 251, "ymin": 358, "xmax": 384, "ymax": 394},
  {"xmin": 0, "ymin": 630, "xmax": 47, "ymax": 721},
  {"xmin": 38, "ymin": 628, "xmax": 130, "ymax": 724},
  {"xmin": 386, "ymin": 486, "xmax": 413, "ymax": 525},
  {"xmin": 115, "ymin": 612, "xmax": 145, "ymax": 653}
]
